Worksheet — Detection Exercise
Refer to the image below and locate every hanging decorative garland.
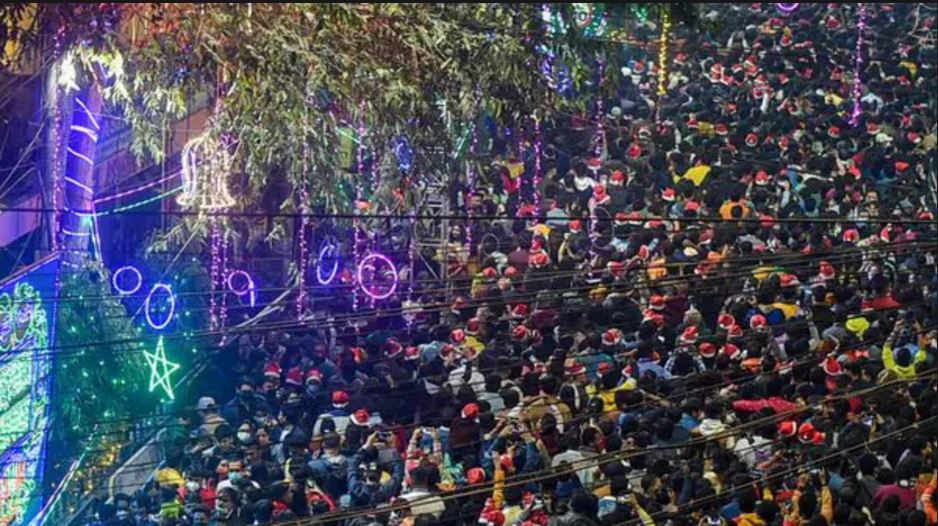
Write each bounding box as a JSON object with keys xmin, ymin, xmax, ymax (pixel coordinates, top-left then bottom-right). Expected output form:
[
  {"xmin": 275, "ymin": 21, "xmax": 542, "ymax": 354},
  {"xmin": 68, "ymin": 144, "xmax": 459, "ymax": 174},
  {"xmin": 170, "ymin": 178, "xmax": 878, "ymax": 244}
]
[{"xmin": 776, "ymin": 3, "xmax": 800, "ymax": 14}]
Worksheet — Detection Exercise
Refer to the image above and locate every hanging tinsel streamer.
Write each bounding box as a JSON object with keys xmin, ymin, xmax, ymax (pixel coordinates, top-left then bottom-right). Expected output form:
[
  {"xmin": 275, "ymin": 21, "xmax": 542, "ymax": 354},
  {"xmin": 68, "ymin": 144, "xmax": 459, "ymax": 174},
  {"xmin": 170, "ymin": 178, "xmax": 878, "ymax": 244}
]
[
  {"xmin": 465, "ymin": 125, "xmax": 479, "ymax": 256},
  {"xmin": 657, "ymin": 7, "xmax": 671, "ymax": 97},
  {"xmin": 849, "ymin": 3, "xmax": 868, "ymax": 127}
]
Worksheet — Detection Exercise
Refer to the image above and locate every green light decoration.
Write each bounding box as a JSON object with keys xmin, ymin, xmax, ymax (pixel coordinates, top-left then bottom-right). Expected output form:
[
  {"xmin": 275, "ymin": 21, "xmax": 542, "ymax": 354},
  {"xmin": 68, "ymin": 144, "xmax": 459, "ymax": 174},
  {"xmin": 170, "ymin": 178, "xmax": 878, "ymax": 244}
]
[
  {"xmin": 0, "ymin": 278, "xmax": 50, "ymax": 526},
  {"xmin": 572, "ymin": 3, "xmax": 608, "ymax": 38},
  {"xmin": 144, "ymin": 336, "xmax": 180, "ymax": 400}
]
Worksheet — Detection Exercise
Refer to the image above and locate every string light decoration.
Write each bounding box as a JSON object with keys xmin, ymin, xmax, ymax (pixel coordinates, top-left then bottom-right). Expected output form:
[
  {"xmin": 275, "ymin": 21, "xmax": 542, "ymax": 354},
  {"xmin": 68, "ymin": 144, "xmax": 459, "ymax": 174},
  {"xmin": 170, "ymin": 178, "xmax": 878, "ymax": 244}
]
[
  {"xmin": 227, "ymin": 270, "xmax": 256, "ymax": 308},
  {"xmin": 776, "ymin": 3, "xmax": 800, "ymax": 14},
  {"xmin": 849, "ymin": 4, "xmax": 868, "ymax": 127},
  {"xmin": 357, "ymin": 253, "xmax": 399, "ymax": 301},
  {"xmin": 353, "ymin": 102, "xmax": 367, "ymax": 312},
  {"xmin": 657, "ymin": 7, "xmax": 672, "ymax": 97},
  {"xmin": 143, "ymin": 336, "xmax": 180, "ymax": 400},
  {"xmin": 0, "ymin": 271, "xmax": 51, "ymax": 525},
  {"xmin": 297, "ymin": 144, "xmax": 311, "ymax": 317},
  {"xmin": 144, "ymin": 282, "xmax": 175, "ymax": 331},
  {"xmin": 533, "ymin": 115, "xmax": 543, "ymax": 213},
  {"xmin": 111, "ymin": 266, "xmax": 143, "ymax": 296},
  {"xmin": 209, "ymin": 218, "xmax": 221, "ymax": 331},
  {"xmin": 177, "ymin": 132, "xmax": 236, "ymax": 210}
]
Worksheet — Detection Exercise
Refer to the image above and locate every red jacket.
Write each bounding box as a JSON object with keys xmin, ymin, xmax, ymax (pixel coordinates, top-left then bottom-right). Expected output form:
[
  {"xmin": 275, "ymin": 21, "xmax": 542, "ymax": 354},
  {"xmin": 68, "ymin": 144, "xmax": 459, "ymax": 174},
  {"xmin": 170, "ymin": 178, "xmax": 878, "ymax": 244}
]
[{"xmin": 732, "ymin": 397, "xmax": 799, "ymax": 414}]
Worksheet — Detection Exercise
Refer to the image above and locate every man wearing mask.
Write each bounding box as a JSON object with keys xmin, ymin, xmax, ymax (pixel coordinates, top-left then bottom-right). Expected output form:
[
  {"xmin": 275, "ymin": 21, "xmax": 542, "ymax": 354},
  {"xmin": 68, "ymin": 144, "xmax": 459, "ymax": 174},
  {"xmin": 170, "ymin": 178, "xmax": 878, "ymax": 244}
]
[
  {"xmin": 222, "ymin": 377, "xmax": 266, "ymax": 424},
  {"xmin": 211, "ymin": 487, "xmax": 246, "ymax": 526}
]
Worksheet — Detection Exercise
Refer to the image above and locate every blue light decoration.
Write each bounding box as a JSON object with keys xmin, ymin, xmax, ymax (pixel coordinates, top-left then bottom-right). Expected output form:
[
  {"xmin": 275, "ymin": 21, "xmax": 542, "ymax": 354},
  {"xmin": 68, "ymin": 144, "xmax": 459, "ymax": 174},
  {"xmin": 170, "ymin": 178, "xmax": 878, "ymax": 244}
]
[
  {"xmin": 144, "ymin": 283, "xmax": 176, "ymax": 331},
  {"xmin": 0, "ymin": 254, "xmax": 59, "ymax": 526},
  {"xmin": 316, "ymin": 241, "xmax": 340, "ymax": 286},
  {"xmin": 392, "ymin": 136, "xmax": 413, "ymax": 173}
]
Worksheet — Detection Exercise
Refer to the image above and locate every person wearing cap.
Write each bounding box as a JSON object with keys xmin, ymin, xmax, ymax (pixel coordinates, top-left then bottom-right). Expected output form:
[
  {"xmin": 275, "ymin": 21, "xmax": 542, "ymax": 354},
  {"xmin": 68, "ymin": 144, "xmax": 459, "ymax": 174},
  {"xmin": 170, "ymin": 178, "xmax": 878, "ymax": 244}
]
[
  {"xmin": 197, "ymin": 396, "xmax": 229, "ymax": 438},
  {"xmin": 312, "ymin": 391, "xmax": 352, "ymax": 438}
]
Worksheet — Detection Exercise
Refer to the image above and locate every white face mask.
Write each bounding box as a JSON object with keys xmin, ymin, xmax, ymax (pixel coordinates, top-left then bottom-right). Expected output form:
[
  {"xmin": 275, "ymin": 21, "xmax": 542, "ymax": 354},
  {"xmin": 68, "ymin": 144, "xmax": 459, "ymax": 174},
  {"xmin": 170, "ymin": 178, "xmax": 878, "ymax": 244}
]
[
  {"xmin": 237, "ymin": 432, "xmax": 253, "ymax": 443},
  {"xmin": 186, "ymin": 481, "xmax": 200, "ymax": 493}
]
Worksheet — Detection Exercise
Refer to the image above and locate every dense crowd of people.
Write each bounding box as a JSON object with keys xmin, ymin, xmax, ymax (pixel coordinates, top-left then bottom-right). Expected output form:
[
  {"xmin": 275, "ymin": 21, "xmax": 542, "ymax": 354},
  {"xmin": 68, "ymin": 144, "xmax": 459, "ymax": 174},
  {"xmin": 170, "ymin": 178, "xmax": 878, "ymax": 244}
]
[{"xmin": 91, "ymin": 3, "xmax": 937, "ymax": 526}]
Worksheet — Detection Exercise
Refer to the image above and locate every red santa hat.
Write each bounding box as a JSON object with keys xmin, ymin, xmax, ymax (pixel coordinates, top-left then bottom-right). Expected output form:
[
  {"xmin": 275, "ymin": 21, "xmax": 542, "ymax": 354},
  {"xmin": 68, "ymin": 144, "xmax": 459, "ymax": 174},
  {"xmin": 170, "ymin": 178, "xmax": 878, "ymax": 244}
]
[
  {"xmin": 778, "ymin": 420, "xmax": 797, "ymax": 438},
  {"xmin": 530, "ymin": 252, "xmax": 550, "ymax": 269},
  {"xmin": 351, "ymin": 409, "xmax": 371, "ymax": 427},
  {"xmin": 286, "ymin": 367, "xmax": 304, "ymax": 387},
  {"xmin": 780, "ymin": 274, "xmax": 800, "ymax": 288},
  {"xmin": 609, "ymin": 170, "xmax": 626, "ymax": 186},
  {"xmin": 679, "ymin": 326, "xmax": 699, "ymax": 345},
  {"xmin": 727, "ymin": 324, "xmax": 744, "ymax": 340},
  {"xmin": 264, "ymin": 362, "xmax": 283, "ymax": 380},
  {"xmin": 587, "ymin": 158, "xmax": 603, "ymax": 172},
  {"xmin": 627, "ymin": 144, "xmax": 642, "ymax": 159},
  {"xmin": 512, "ymin": 325, "xmax": 529, "ymax": 341},
  {"xmin": 404, "ymin": 346, "xmax": 421, "ymax": 361},
  {"xmin": 566, "ymin": 362, "xmax": 586, "ymax": 377},
  {"xmin": 828, "ymin": 126, "xmax": 841, "ymax": 139},
  {"xmin": 750, "ymin": 315, "xmax": 768, "ymax": 331},
  {"xmin": 305, "ymin": 368, "xmax": 323, "ymax": 384},
  {"xmin": 718, "ymin": 313, "xmax": 737, "ymax": 331},
  {"xmin": 754, "ymin": 170, "xmax": 770, "ymax": 186},
  {"xmin": 649, "ymin": 295, "xmax": 666, "ymax": 311},
  {"xmin": 714, "ymin": 123, "xmax": 729, "ymax": 136},
  {"xmin": 661, "ymin": 188, "xmax": 676, "ymax": 202},
  {"xmin": 723, "ymin": 343, "xmax": 742, "ymax": 360},
  {"xmin": 745, "ymin": 133, "xmax": 759, "ymax": 148},
  {"xmin": 798, "ymin": 422, "xmax": 816, "ymax": 443},
  {"xmin": 603, "ymin": 328, "xmax": 623, "ymax": 347},
  {"xmin": 842, "ymin": 228, "xmax": 860, "ymax": 243},
  {"xmin": 482, "ymin": 266, "xmax": 498, "ymax": 280},
  {"xmin": 699, "ymin": 342, "xmax": 718, "ymax": 359},
  {"xmin": 332, "ymin": 390, "xmax": 350, "ymax": 408},
  {"xmin": 512, "ymin": 303, "xmax": 530, "ymax": 319},
  {"xmin": 504, "ymin": 266, "xmax": 520, "ymax": 278},
  {"xmin": 461, "ymin": 403, "xmax": 480, "ymax": 420},
  {"xmin": 823, "ymin": 356, "xmax": 843, "ymax": 377},
  {"xmin": 811, "ymin": 431, "xmax": 826, "ymax": 446},
  {"xmin": 593, "ymin": 184, "xmax": 608, "ymax": 199}
]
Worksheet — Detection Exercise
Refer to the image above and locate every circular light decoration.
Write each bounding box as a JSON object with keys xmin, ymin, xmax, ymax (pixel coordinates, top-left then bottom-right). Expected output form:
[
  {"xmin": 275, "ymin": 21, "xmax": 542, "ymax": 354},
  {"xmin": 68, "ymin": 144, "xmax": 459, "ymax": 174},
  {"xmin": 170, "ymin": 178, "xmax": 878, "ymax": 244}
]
[
  {"xmin": 316, "ymin": 242, "xmax": 340, "ymax": 285},
  {"xmin": 227, "ymin": 270, "xmax": 256, "ymax": 308},
  {"xmin": 112, "ymin": 265, "xmax": 143, "ymax": 296},
  {"xmin": 144, "ymin": 282, "xmax": 176, "ymax": 330},
  {"xmin": 357, "ymin": 252, "xmax": 398, "ymax": 300},
  {"xmin": 776, "ymin": 3, "xmax": 799, "ymax": 13}
]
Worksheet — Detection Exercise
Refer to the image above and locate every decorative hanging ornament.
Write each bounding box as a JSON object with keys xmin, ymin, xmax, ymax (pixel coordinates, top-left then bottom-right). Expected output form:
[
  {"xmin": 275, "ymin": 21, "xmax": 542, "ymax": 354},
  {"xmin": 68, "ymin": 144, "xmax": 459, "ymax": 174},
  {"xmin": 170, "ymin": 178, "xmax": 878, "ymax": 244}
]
[
  {"xmin": 776, "ymin": 3, "xmax": 800, "ymax": 13},
  {"xmin": 178, "ymin": 132, "xmax": 236, "ymax": 210},
  {"xmin": 144, "ymin": 336, "xmax": 180, "ymax": 400}
]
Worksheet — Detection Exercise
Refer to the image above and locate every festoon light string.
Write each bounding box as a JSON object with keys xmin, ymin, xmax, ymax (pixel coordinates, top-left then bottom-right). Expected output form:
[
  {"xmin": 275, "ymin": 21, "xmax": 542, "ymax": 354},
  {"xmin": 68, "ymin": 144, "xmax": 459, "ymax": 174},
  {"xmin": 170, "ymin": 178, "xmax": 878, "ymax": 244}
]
[
  {"xmin": 849, "ymin": 3, "xmax": 868, "ymax": 127},
  {"xmin": 657, "ymin": 7, "xmax": 672, "ymax": 97}
]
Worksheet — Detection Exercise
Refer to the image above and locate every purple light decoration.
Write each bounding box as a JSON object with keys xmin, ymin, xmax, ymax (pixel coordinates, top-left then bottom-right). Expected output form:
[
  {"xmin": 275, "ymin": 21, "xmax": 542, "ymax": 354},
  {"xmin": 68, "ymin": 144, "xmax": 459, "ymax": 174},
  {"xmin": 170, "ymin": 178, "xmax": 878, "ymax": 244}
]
[
  {"xmin": 316, "ymin": 242, "xmax": 340, "ymax": 285},
  {"xmin": 354, "ymin": 101, "xmax": 366, "ymax": 312},
  {"xmin": 209, "ymin": 219, "xmax": 221, "ymax": 331},
  {"xmin": 227, "ymin": 270, "xmax": 256, "ymax": 308},
  {"xmin": 144, "ymin": 282, "xmax": 175, "ymax": 330},
  {"xmin": 776, "ymin": 3, "xmax": 800, "ymax": 13},
  {"xmin": 112, "ymin": 265, "xmax": 143, "ymax": 296},
  {"xmin": 357, "ymin": 253, "xmax": 398, "ymax": 300},
  {"xmin": 849, "ymin": 4, "xmax": 868, "ymax": 127},
  {"xmin": 533, "ymin": 115, "xmax": 543, "ymax": 213},
  {"xmin": 220, "ymin": 228, "xmax": 229, "ymax": 327}
]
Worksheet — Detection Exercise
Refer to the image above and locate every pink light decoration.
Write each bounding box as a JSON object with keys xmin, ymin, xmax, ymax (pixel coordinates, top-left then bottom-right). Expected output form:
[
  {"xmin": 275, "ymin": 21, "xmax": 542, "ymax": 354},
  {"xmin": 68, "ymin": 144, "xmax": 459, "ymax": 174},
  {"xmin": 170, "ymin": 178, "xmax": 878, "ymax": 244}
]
[
  {"xmin": 220, "ymin": 228, "xmax": 229, "ymax": 327},
  {"xmin": 353, "ymin": 101, "xmax": 366, "ymax": 312},
  {"xmin": 849, "ymin": 4, "xmax": 868, "ymax": 127},
  {"xmin": 227, "ymin": 270, "xmax": 256, "ymax": 308},
  {"xmin": 776, "ymin": 3, "xmax": 799, "ymax": 13},
  {"xmin": 297, "ymin": 145, "xmax": 311, "ymax": 316},
  {"xmin": 357, "ymin": 253, "xmax": 398, "ymax": 300}
]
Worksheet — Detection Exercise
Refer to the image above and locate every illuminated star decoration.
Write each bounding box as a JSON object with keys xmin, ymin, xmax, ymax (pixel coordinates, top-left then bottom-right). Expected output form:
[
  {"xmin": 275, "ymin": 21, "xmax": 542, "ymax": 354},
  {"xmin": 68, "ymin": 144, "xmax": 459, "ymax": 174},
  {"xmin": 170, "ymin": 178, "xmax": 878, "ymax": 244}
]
[{"xmin": 144, "ymin": 336, "xmax": 180, "ymax": 400}]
